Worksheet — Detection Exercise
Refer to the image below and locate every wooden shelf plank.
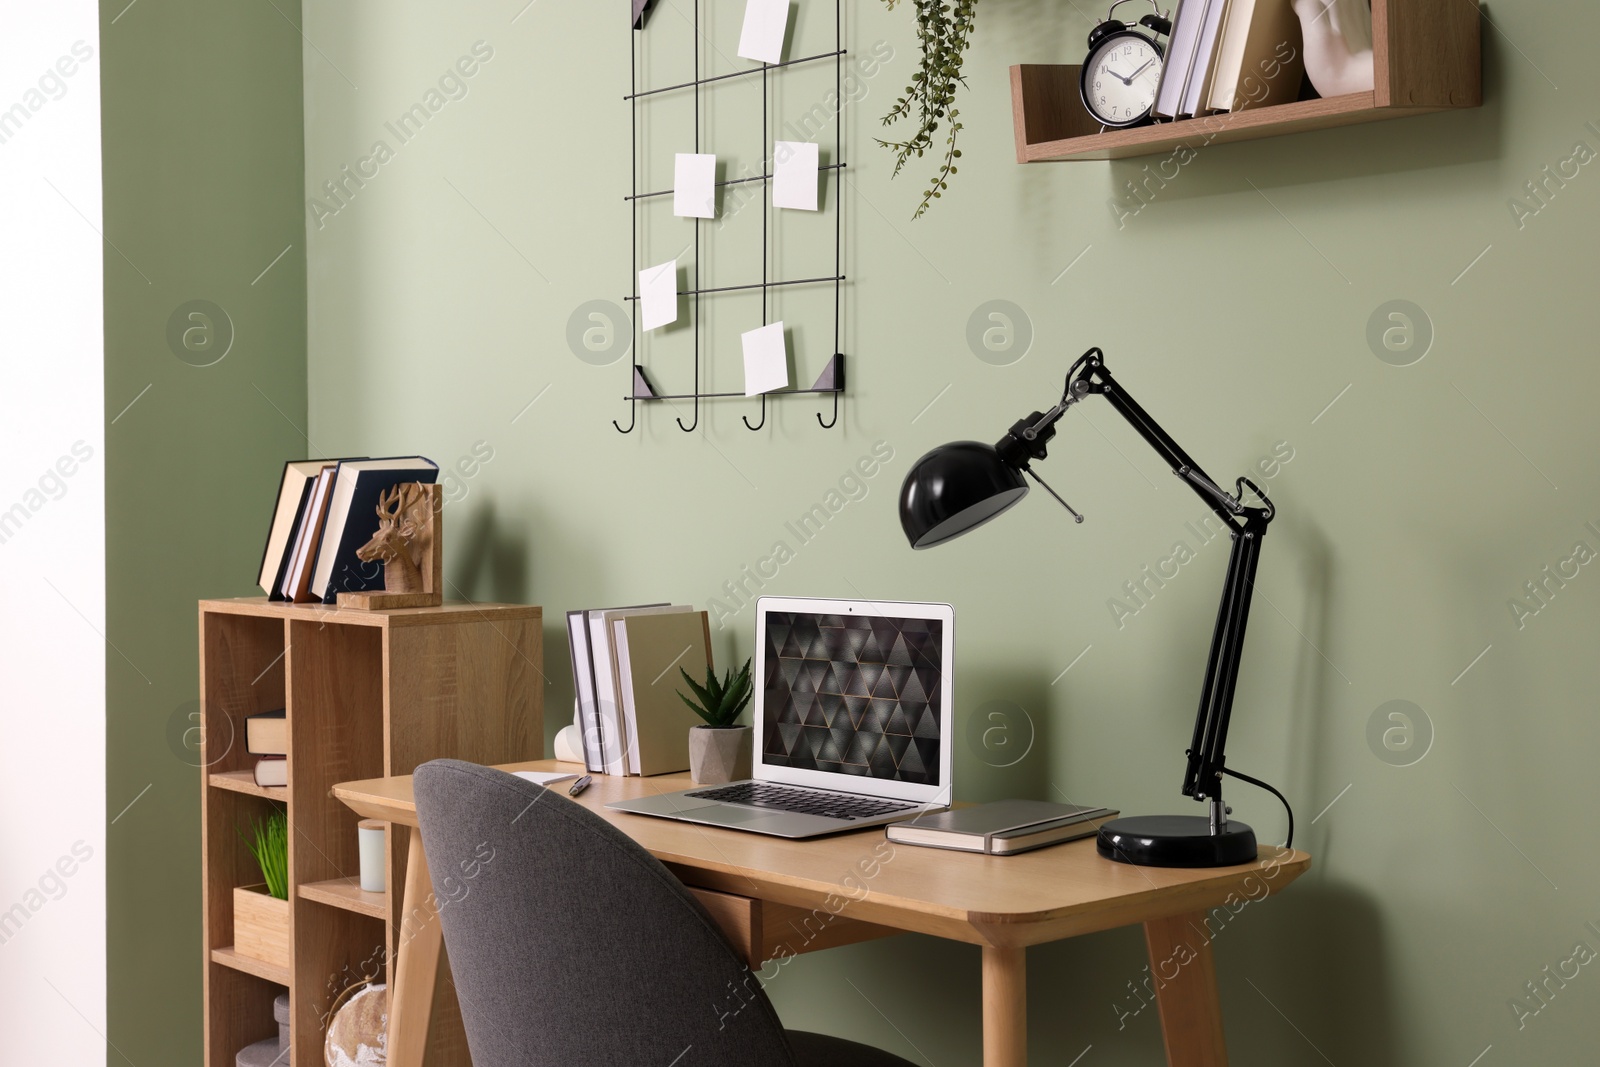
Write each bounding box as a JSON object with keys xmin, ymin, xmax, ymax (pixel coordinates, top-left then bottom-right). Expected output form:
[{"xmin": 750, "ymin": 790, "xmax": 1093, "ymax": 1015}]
[
  {"xmin": 210, "ymin": 946, "xmax": 290, "ymax": 986},
  {"xmin": 209, "ymin": 770, "xmax": 287, "ymax": 801},
  {"xmin": 1010, "ymin": 0, "xmax": 1481, "ymax": 162},
  {"xmin": 299, "ymin": 877, "xmax": 389, "ymax": 920},
  {"xmin": 198, "ymin": 596, "xmax": 540, "ymax": 628}
]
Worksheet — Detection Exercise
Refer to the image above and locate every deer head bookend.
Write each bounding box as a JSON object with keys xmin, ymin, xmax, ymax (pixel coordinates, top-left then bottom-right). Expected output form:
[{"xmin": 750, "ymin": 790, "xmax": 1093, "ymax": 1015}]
[{"xmin": 357, "ymin": 483, "xmax": 430, "ymax": 594}]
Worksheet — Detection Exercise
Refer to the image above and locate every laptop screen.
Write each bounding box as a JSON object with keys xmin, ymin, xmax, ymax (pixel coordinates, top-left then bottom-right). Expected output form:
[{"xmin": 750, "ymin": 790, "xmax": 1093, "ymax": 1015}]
[{"xmin": 760, "ymin": 610, "xmax": 944, "ymax": 786}]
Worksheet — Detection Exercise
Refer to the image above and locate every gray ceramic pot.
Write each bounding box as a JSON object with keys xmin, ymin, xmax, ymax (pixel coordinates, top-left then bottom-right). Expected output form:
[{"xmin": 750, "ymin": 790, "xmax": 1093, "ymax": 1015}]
[{"xmin": 689, "ymin": 725, "xmax": 752, "ymax": 784}]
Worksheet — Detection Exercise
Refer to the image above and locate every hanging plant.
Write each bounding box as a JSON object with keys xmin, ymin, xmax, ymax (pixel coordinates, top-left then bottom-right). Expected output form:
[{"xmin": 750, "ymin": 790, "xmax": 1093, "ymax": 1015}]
[{"xmin": 877, "ymin": 0, "xmax": 980, "ymax": 219}]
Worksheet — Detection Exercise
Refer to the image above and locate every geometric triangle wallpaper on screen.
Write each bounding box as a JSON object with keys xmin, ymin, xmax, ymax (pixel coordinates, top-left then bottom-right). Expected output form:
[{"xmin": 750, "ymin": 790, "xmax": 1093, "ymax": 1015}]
[{"xmin": 762, "ymin": 612, "xmax": 942, "ymax": 785}]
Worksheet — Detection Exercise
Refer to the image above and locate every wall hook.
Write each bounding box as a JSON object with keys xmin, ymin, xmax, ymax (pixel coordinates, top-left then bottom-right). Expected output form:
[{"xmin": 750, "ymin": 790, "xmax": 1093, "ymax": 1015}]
[
  {"xmin": 613, "ymin": 398, "xmax": 637, "ymax": 434},
  {"xmin": 675, "ymin": 394, "xmax": 699, "ymax": 432},
  {"xmin": 742, "ymin": 394, "xmax": 768, "ymax": 430},
  {"xmin": 816, "ymin": 389, "xmax": 839, "ymax": 429}
]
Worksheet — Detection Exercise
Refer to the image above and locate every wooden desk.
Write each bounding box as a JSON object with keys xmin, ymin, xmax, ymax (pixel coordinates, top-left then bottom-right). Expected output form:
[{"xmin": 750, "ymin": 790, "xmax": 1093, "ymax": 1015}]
[{"xmin": 334, "ymin": 761, "xmax": 1310, "ymax": 1067}]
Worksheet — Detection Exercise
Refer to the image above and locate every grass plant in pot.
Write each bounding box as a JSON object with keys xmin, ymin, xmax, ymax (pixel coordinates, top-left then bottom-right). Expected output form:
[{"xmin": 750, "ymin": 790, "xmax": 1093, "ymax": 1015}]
[
  {"xmin": 234, "ymin": 808, "xmax": 290, "ymax": 972},
  {"xmin": 679, "ymin": 659, "xmax": 754, "ymax": 785}
]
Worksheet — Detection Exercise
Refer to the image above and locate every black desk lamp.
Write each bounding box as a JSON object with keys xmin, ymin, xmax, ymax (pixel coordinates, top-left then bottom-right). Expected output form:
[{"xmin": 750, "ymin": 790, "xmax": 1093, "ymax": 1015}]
[{"xmin": 899, "ymin": 348, "xmax": 1293, "ymax": 868}]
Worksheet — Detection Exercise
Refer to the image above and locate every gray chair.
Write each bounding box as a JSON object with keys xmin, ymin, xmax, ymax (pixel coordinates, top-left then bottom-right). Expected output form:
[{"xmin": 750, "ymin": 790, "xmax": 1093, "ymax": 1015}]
[{"xmin": 414, "ymin": 759, "xmax": 918, "ymax": 1067}]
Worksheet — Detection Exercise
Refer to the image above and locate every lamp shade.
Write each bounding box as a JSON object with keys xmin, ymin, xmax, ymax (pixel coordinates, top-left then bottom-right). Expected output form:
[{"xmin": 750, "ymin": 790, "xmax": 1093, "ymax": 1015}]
[{"xmin": 899, "ymin": 441, "xmax": 1029, "ymax": 549}]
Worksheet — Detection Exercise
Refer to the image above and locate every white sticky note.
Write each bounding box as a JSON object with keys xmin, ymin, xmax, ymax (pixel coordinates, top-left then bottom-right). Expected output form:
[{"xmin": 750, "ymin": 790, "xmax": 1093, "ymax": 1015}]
[
  {"xmin": 772, "ymin": 141, "xmax": 819, "ymax": 211},
  {"xmin": 742, "ymin": 321, "xmax": 789, "ymax": 396},
  {"xmin": 737, "ymin": 0, "xmax": 789, "ymax": 64},
  {"xmin": 674, "ymin": 153, "xmax": 717, "ymax": 219},
  {"xmin": 639, "ymin": 259, "xmax": 678, "ymax": 331}
]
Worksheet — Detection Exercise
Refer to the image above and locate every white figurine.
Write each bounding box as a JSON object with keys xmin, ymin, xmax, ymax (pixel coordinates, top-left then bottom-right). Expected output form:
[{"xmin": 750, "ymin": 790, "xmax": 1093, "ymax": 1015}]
[{"xmin": 1292, "ymin": 0, "xmax": 1374, "ymax": 96}]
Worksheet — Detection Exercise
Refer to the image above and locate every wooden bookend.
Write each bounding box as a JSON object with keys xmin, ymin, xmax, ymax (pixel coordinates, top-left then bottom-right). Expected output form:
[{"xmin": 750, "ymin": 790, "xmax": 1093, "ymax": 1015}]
[{"xmin": 337, "ymin": 483, "xmax": 444, "ymax": 610}]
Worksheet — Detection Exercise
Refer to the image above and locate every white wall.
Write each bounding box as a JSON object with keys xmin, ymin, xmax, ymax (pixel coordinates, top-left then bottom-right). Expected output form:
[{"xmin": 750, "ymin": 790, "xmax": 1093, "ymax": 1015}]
[{"xmin": 0, "ymin": 2, "xmax": 106, "ymax": 1064}]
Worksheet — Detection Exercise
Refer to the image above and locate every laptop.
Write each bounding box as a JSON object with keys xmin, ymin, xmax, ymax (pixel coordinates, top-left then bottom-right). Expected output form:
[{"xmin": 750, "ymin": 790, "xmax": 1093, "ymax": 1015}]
[{"xmin": 607, "ymin": 596, "xmax": 954, "ymax": 838}]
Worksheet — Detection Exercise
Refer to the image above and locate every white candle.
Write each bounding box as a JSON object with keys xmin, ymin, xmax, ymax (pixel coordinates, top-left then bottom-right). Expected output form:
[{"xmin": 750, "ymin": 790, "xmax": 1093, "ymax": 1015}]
[{"xmin": 357, "ymin": 820, "xmax": 386, "ymax": 893}]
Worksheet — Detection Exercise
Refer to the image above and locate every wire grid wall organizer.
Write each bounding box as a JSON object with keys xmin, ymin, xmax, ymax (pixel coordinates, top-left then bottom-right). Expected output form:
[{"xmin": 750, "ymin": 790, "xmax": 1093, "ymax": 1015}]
[{"xmin": 615, "ymin": 0, "xmax": 847, "ymax": 434}]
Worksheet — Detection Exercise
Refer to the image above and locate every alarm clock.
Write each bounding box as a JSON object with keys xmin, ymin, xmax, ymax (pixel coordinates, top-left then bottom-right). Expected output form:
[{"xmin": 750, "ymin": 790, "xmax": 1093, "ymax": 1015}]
[{"xmin": 1080, "ymin": 0, "xmax": 1172, "ymax": 129}]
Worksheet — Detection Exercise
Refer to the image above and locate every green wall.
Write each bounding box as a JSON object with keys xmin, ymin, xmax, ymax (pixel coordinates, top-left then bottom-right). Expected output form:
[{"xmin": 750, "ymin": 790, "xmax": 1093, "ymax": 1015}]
[
  {"xmin": 101, "ymin": 0, "xmax": 306, "ymax": 1063},
  {"xmin": 294, "ymin": 0, "xmax": 1597, "ymax": 1063}
]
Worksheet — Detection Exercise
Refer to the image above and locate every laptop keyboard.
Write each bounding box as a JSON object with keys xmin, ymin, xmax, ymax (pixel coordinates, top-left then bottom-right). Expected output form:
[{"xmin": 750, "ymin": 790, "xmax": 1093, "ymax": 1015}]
[{"xmin": 684, "ymin": 782, "xmax": 916, "ymax": 822}]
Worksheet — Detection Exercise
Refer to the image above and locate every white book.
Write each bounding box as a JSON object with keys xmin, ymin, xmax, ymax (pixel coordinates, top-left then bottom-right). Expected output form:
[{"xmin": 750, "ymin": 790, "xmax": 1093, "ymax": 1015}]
[
  {"xmin": 1154, "ymin": 0, "xmax": 1205, "ymax": 120},
  {"xmin": 1182, "ymin": 0, "xmax": 1233, "ymax": 117},
  {"xmin": 589, "ymin": 605, "xmax": 692, "ymax": 775}
]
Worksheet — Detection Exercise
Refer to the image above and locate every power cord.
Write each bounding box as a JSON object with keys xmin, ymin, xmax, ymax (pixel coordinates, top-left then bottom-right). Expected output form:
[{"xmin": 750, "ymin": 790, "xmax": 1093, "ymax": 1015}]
[{"xmin": 1221, "ymin": 767, "xmax": 1294, "ymax": 849}]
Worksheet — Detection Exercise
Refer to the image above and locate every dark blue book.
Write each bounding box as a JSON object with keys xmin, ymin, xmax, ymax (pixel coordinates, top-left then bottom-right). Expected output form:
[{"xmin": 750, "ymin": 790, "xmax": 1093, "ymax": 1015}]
[{"xmin": 308, "ymin": 457, "xmax": 439, "ymax": 602}]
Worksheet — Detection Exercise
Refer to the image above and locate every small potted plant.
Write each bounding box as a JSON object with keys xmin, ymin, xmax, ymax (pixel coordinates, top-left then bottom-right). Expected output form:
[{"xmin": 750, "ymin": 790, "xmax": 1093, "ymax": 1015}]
[
  {"xmin": 679, "ymin": 659, "xmax": 754, "ymax": 785},
  {"xmin": 234, "ymin": 808, "xmax": 290, "ymax": 971}
]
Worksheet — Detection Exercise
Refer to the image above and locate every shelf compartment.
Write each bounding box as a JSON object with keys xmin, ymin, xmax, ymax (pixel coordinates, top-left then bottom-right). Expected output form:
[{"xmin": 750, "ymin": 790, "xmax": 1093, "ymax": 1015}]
[
  {"xmin": 299, "ymin": 877, "xmax": 389, "ymax": 920},
  {"xmin": 1011, "ymin": 0, "xmax": 1481, "ymax": 162},
  {"xmin": 211, "ymin": 945, "xmax": 290, "ymax": 986},
  {"xmin": 209, "ymin": 770, "xmax": 288, "ymax": 801}
]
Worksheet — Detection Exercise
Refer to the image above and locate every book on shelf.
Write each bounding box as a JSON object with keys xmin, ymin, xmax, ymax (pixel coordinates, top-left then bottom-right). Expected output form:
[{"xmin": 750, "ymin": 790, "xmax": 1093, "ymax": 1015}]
[
  {"xmin": 568, "ymin": 603, "xmax": 668, "ymax": 774},
  {"xmin": 246, "ymin": 709, "xmax": 287, "ymax": 756},
  {"xmin": 281, "ymin": 466, "xmax": 337, "ymax": 603},
  {"xmin": 253, "ymin": 756, "xmax": 287, "ymax": 788},
  {"xmin": 1182, "ymin": 0, "xmax": 1233, "ymax": 118},
  {"xmin": 885, "ymin": 800, "xmax": 1120, "ymax": 856},
  {"xmin": 613, "ymin": 610, "xmax": 712, "ymax": 777},
  {"xmin": 1206, "ymin": 0, "xmax": 1305, "ymax": 113},
  {"xmin": 1154, "ymin": 0, "xmax": 1205, "ymax": 120},
  {"xmin": 258, "ymin": 460, "xmax": 332, "ymax": 597},
  {"xmin": 308, "ymin": 457, "xmax": 440, "ymax": 603}
]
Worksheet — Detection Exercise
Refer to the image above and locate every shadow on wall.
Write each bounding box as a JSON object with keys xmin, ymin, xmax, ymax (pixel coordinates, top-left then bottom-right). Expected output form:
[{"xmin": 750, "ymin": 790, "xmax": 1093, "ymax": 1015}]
[
  {"xmin": 953, "ymin": 662, "xmax": 1057, "ymax": 803},
  {"xmin": 1223, "ymin": 879, "xmax": 1397, "ymax": 1065}
]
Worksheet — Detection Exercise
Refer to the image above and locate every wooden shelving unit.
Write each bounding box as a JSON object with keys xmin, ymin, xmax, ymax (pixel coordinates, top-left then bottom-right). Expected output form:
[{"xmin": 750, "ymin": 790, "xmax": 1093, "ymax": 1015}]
[
  {"xmin": 1011, "ymin": 0, "xmax": 1481, "ymax": 162},
  {"xmin": 199, "ymin": 597, "xmax": 543, "ymax": 1067}
]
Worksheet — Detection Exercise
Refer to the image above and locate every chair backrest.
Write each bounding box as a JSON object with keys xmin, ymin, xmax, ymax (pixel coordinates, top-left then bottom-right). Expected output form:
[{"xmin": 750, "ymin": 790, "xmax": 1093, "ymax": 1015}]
[{"xmin": 413, "ymin": 759, "xmax": 798, "ymax": 1067}]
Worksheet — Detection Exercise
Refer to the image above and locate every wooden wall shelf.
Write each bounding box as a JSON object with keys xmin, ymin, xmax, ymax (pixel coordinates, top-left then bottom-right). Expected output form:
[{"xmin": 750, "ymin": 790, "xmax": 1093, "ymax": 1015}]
[
  {"xmin": 199, "ymin": 597, "xmax": 543, "ymax": 1067},
  {"xmin": 1011, "ymin": 0, "xmax": 1481, "ymax": 162}
]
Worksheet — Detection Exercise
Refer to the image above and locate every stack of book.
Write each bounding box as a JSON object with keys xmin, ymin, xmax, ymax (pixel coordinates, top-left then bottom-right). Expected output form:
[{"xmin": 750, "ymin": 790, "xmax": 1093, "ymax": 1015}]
[
  {"xmin": 1154, "ymin": 0, "xmax": 1306, "ymax": 121},
  {"xmin": 567, "ymin": 604, "xmax": 713, "ymax": 777},
  {"xmin": 246, "ymin": 709, "xmax": 288, "ymax": 787},
  {"xmin": 256, "ymin": 457, "xmax": 438, "ymax": 603}
]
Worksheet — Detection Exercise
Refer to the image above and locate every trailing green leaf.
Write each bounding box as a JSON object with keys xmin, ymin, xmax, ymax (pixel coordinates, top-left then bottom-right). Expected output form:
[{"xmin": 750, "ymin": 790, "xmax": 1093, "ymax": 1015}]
[
  {"xmin": 877, "ymin": 0, "xmax": 978, "ymax": 218},
  {"xmin": 678, "ymin": 659, "xmax": 754, "ymax": 728}
]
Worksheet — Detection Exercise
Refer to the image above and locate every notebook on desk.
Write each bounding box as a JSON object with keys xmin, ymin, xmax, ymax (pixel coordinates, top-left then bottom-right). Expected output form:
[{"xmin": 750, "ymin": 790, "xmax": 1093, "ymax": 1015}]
[{"xmin": 607, "ymin": 596, "xmax": 955, "ymax": 838}]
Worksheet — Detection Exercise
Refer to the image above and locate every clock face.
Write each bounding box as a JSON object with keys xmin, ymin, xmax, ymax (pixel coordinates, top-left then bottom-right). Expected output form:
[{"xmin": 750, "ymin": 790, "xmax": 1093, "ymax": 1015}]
[{"xmin": 1086, "ymin": 34, "xmax": 1162, "ymax": 126}]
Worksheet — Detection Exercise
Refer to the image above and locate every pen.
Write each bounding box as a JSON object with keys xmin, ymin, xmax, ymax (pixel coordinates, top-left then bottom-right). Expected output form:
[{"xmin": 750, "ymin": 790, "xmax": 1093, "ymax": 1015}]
[{"xmin": 568, "ymin": 775, "xmax": 592, "ymax": 797}]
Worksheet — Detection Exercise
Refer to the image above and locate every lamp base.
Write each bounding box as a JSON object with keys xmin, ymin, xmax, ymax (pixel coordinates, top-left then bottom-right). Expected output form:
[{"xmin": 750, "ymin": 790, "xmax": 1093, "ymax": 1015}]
[{"xmin": 1096, "ymin": 814, "xmax": 1258, "ymax": 868}]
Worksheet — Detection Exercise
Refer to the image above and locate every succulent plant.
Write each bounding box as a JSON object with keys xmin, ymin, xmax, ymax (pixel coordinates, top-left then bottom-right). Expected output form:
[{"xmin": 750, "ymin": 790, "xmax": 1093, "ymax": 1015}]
[{"xmin": 678, "ymin": 659, "xmax": 754, "ymax": 729}]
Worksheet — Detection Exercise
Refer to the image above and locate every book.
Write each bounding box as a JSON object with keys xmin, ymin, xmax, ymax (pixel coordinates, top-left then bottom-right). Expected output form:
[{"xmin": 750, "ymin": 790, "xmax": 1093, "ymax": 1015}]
[
  {"xmin": 308, "ymin": 457, "xmax": 440, "ymax": 603},
  {"xmin": 281, "ymin": 467, "xmax": 336, "ymax": 603},
  {"xmin": 253, "ymin": 756, "xmax": 287, "ymax": 788},
  {"xmin": 258, "ymin": 461, "xmax": 331, "ymax": 597},
  {"xmin": 589, "ymin": 605, "xmax": 693, "ymax": 775},
  {"xmin": 569, "ymin": 604, "xmax": 669, "ymax": 774},
  {"xmin": 1182, "ymin": 0, "xmax": 1233, "ymax": 117},
  {"xmin": 1153, "ymin": 0, "xmax": 1205, "ymax": 120},
  {"xmin": 885, "ymin": 800, "xmax": 1119, "ymax": 856},
  {"xmin": 1207, "ymin": 0, "xmax": 1305, "ymax": 113},
  {"xmin": 613, "ymin": 610, "xmax": 712, "ymax": 777},
  {"xmin": 245, "ymin": 709, "xmax": 287, "ymax": 756}
]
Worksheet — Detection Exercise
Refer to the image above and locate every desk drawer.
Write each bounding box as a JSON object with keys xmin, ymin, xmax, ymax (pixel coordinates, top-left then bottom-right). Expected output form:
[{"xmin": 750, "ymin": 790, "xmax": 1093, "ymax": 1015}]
[{"xmin": 686, "ymin": 885, "xmax": 900, "ymax": 968}]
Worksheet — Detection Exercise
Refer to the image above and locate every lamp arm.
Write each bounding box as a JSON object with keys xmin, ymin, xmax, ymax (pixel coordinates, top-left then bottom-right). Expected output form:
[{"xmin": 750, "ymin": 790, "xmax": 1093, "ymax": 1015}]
[
  {"xmin": 1044, "ymin": 349, "xmax": 1276, "ymax": 822},
  {"xmin": 1066, "ymin": 351, "xmax": 1254, "ymax": 526}
]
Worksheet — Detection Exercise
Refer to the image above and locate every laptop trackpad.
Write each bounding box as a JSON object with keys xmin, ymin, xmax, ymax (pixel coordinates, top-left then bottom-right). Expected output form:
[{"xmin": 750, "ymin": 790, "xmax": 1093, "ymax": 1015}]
[{"xmin": 693, "ymin": 806, "xmax": 776, "ymax": 826}]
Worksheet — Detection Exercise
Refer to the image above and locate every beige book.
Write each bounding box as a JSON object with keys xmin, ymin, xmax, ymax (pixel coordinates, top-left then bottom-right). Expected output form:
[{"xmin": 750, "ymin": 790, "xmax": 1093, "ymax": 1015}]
[
  {"xmin": 1207, "ymin": 0, "xmax": 1305, "ymax": 113},
  {"xmin": 592, "ymin": 605, "xmax": 693, "ymax": 775},
  {"xmin": 614, "ymin": 610, "xmax": 713, "ymax": 777}
]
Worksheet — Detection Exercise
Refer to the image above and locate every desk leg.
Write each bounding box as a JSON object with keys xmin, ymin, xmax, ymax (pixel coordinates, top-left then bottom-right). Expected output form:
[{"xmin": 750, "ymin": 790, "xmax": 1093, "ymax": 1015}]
[
  {"xmin": 982, "ymin": 945, "xmax": 1026, "ymax": 1067},
  {"xmin": 1144, "ymin": 912, "xmax": 1228, "ymax": 1067},
  {"xmin": 388, "ymin": 828, "xmax": 443, "ymax": 1067}
]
